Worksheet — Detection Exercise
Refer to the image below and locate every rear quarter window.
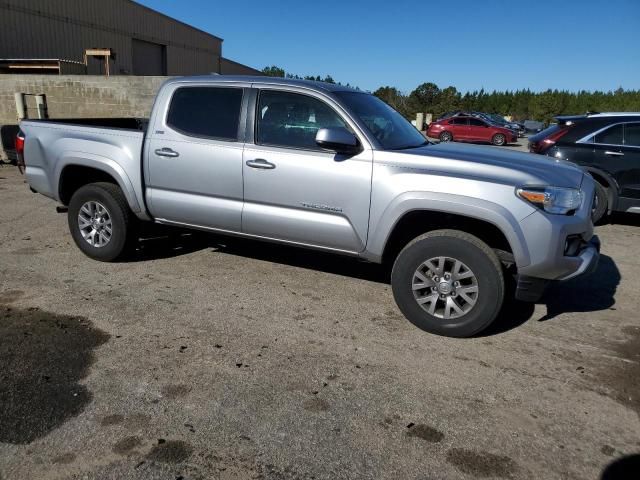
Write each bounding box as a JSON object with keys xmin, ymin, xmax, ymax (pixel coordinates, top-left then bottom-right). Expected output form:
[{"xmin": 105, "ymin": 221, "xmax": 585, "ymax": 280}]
[{"xmin": 625, "ymin": 123, "xmax": 640, "ymax": 147}]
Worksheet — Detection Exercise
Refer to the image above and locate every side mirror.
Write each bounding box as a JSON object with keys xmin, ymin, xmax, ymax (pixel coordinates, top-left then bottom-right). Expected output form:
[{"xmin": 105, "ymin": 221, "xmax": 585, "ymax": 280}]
[{"xmin": 315, "ymin": 127, "xmax": 360, "ymax": 154}]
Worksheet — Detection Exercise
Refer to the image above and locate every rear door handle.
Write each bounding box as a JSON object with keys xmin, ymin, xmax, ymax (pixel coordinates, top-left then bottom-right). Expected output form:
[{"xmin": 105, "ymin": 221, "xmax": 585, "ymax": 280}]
[
  {"xmin": 245, "ymin": 158, "xmax": 276, "ymax": 169},
  {"xmin": 155, "ymin": 147, "xmax": 179, "ymax": 158},
  {"xmin": 604, "ymin": 150, "xmax": 624, "ymax": 157}
]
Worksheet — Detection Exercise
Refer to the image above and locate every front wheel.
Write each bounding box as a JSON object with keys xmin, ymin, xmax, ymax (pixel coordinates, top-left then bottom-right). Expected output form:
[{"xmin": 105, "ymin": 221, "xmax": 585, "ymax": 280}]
[
  {"xmin": 591, "ymin": 181, "xmax": 609, "ymax": 224},
  {"xmin": 68, "ymin": 182, "xmax": 137, "ymax": 261},
  {"xmin": 492, "ymin": 133, "xmax": 506, "ymax": 146},
  {"xmin": 391, "ymin": 230, "xmax": 505, "ymax": 337}
]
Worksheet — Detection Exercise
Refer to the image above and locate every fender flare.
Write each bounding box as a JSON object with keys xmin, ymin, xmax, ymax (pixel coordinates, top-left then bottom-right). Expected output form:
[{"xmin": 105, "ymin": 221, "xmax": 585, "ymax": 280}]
[
  {"xmin": 364, "ymin": 191, "xmax": 532, "ymax": 268},
  {"xmin": 55, "ymin": 152, "xmax": 142, "ymax": 212}
]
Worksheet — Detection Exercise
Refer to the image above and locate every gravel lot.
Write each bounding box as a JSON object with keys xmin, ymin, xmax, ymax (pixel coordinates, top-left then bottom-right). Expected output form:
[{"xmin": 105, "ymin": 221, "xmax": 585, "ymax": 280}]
[{"xmin": 1, "ymin": 161, "xmax": 639, "ymax": 480}]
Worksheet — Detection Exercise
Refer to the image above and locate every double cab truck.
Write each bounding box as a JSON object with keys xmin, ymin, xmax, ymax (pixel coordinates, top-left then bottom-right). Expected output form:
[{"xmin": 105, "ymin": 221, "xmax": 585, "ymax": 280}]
[{"xmin": 16, "ymin": 76, "xmax": 600, "ymax": 337}]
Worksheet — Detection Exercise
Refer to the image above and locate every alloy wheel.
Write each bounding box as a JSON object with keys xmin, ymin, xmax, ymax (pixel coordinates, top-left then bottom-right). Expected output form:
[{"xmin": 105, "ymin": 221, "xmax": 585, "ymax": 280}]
[
  {"xmin": 78, "ymin": 201, "xmax": 112, "ymax": 248},
  {"xmin": 412, "ymin": 256, "xmax": 479, "ymax": 319}
]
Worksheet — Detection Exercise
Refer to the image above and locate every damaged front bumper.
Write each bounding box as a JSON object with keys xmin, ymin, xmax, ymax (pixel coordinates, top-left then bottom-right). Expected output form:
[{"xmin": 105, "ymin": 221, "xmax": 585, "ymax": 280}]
[{"xmin": 515, "ymin": 235, "xmax": 600, "ymax": 302}]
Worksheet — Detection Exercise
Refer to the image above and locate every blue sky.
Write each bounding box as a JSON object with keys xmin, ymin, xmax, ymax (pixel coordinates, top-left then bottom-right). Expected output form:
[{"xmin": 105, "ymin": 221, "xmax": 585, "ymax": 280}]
[{"xmin": 137, "ymin": 0, "xmax": 640, "ymax": 94}]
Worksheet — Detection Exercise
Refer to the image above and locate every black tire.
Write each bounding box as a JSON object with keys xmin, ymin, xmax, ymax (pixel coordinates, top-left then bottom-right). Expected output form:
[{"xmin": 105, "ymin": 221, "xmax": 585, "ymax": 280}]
[
  {"xmin": 391, "ymin": 230, "xmax": 505, "ymax": 337},
  {"xmin": 439, "ymin": 131, "xmax": 453, "ymax": 142},
  {"xmin": 492, "ymin": 133, "xmax": 506, "ymax": 146},
  {"xmin": 591, "ymin": 181, "xmax": 609, "ymax": 224},
  {"xmin": 68, "ymin": 182, "xmax": 137, "ymax": 262}
]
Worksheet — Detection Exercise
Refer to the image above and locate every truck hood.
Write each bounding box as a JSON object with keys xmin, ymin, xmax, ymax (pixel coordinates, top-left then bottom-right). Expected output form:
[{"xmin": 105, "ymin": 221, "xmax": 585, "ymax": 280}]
[{"xmin": 377, "ymin": 142, "xmax": 585, "ymax": 189}]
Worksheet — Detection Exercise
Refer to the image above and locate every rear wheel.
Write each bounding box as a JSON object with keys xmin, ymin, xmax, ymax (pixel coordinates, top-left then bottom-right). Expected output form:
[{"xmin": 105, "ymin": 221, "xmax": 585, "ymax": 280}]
[
  {"xmin": 68, "ymin": 182, "xmax": 137, "ymax": 261},
  {"xmin": 439, "ymin": 131, "xmax": 453, "ymax": 142},
  {"xmin": 591, "ymin": 181, "xmax": 609, "ymax": 224},
  {"xmin": 492, "ymin": 133, "xmax": 506, "ymax": 146},
  {"xmin": 391, "ymin": 230, "xmax": 504, "ymax": 337}
]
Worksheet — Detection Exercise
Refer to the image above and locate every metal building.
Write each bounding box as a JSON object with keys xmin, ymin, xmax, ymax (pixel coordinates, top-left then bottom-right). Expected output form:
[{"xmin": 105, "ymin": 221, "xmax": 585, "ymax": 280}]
[{"xmin": 0, "ymin": 0, "xmax": 260, "ymax": 76}]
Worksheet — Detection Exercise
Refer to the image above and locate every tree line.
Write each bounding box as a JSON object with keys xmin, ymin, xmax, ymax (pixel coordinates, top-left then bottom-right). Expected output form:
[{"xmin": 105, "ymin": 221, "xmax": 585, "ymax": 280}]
[{"xmin": 262, "ymin": 66, "xmax": 640, "ymax": 123}]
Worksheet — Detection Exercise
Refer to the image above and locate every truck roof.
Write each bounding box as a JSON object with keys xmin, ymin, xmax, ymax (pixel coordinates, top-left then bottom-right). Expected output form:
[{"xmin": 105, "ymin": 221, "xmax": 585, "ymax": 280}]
[{"xmin": 165, "ymin": 75, "xmax": 363, "ymax": 94}]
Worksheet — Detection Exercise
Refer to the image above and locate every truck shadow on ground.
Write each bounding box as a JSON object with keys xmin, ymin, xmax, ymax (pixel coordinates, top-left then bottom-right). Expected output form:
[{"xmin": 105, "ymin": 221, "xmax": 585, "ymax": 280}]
[
  {"xmin": 600, "ymin": 454, "xmax": 640, "ymax": 480},
  {"xmin": 608, "ymin": 212, "xmax": 640, "ymax": 227},
  {"xmin": 538, "ymin": 254, "xmax": 620, "ymax": 322},
  {"xmin": 132, "ymin": 230, "xmax": 620, "ymax": 336},
  {"xmin": 134, "ymin": 230, "xmax": 390, "ymax": 283}
]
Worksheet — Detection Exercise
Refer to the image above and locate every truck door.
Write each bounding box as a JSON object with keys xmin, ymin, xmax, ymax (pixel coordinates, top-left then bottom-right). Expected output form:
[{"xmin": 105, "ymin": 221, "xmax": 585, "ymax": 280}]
[
  {"xmin": 242, "ymin": 89, "xmax": 373, "ymax": 253},
  {"xmin": 145, "ymin": 84, "xmax": 247, "ymax": 231}
]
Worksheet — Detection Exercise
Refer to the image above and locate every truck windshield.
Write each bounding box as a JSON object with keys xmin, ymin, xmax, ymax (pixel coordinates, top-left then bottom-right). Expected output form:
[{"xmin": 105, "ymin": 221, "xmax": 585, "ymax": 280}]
[{"xmin": 335, "ymin": 92, "xmax": 428, "ymax": 150}]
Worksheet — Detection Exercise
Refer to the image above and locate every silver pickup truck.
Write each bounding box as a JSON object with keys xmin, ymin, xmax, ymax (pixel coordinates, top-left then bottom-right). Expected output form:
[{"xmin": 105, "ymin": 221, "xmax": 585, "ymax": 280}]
[{"xmin": 17, "ymin": 76, "xmax": 599, "ymax": 337}]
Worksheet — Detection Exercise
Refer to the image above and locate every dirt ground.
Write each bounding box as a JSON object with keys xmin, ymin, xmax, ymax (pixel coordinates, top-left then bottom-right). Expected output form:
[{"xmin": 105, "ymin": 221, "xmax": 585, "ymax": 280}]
[{"xmin": 0, "ymin": 163, "xmax": 639, "ymax": 479}]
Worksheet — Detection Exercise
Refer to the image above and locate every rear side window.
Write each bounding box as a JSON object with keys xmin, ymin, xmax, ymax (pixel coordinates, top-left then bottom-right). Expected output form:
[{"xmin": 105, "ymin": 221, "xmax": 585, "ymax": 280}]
[
  {"xmin": 593, "ymin": 124, "xmax": 623, "ymax": 145},
  {"xmin": 450, "ymin": 118, "xmax": 468, "ymax": 125},
  {"xmin": 624, "ymin": 123, "xmax": 640, "ymax": 147},
  {"xmin": 256, "ymin": 90, "xmax": 347, "ymax": 150},
  {"xmin": 167, "ymin": 87, "xmax": 243, "ymax": 140}
]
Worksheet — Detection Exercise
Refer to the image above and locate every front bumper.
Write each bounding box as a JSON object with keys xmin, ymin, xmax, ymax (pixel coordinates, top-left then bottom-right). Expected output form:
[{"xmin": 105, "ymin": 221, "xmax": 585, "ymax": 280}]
[
  {"xmin": 514, "ymin": 235, "xmax": 600, "ymax": 302},
  {"xmin": 557, "ymin": 235, "xmax": 600, "ymax": 280}
]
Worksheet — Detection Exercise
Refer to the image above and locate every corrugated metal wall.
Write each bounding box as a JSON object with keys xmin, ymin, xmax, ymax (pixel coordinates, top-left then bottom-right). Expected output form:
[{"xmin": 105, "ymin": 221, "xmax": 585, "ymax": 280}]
[
  {"xmin": 0, "ymin": 0, "xmax": 222, "ymax": 75},
  {"xmin": 220, "ymin": 57, "xmax": 262, "ymax": 76}
]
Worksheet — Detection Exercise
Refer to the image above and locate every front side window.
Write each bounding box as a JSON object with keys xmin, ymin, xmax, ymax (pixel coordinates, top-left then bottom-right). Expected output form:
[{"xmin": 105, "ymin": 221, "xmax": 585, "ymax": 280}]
[
  {"xmin": 257, "ymin": 90, "xmax": 348, "ymax": 150},
  {"xmin": 167, "ymin": 87, "xmax": 243, "ymax": 140},
  {"xmin": 469, "ymin": 118, "xmax": 486, "ymax": 127},
  {"xmin": 593, "ymin": 124, "xmax": 623, "ymax": 146},
  {"xmin": 624, "ymin": 123, "xmax": 640, "ymax": 147}
]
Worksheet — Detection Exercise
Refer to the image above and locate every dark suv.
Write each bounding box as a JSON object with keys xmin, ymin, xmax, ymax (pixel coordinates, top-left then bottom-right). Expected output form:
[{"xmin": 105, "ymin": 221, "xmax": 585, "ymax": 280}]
[{"xmin": 528, "ymin": 113, "xmax": 640, "ymax": 222}]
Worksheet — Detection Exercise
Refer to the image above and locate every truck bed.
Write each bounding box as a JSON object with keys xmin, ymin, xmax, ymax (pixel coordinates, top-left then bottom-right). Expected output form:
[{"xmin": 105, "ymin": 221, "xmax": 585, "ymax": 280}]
[{"xmin": 20, "ymin": 117, "xmax": 148, "ymax": 216}]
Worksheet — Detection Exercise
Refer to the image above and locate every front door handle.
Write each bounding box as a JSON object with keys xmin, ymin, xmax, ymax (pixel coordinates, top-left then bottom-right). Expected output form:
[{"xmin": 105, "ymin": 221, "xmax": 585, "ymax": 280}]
[
  {"xmin": 604, "ymin": 150, "xmax": 624, "ymax": 157},
  {"xmin": 246, "ymin": 158, "xmax": 276, "ymax": 169},
  {"xmin": 155, "ymin": 147, "xmax": 180, "ymax": 158}
]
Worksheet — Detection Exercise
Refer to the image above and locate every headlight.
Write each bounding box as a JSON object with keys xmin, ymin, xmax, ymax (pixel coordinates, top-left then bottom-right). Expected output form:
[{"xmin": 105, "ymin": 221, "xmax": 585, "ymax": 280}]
[{"xmin": 516, "ymin": 186, "xmax": 583, "ymax": 214}]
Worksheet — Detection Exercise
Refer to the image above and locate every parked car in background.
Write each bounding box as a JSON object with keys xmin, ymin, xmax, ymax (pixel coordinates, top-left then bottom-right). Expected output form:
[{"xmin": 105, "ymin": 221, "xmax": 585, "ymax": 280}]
[
  {"xmin": 427, "ymin": 115, "xmax": 517, "ymax": 145},
  {"xmin": 484, "ymin": 113, "xmax": 526, "ymax": 137},
  {"xmin": 528, "ymin": 112, "xmax": 640, "ymax": 222},
  {"xmin": 17, "ymin": 76, "xmax": 599, "ymax": 337},
  {"xmin": 435, "ymin": 111, "xmax": 523, "ymax": 138},
  {"xmin": 523, "ymin": 120, "xmax": 546, "ymax": 134}
]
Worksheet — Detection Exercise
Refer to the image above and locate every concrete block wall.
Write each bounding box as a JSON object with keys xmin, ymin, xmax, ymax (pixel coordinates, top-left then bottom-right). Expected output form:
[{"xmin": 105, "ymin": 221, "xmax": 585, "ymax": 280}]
[{"xmin": 0, "ymin": 74, "xmax": 170, "ymax": 160}]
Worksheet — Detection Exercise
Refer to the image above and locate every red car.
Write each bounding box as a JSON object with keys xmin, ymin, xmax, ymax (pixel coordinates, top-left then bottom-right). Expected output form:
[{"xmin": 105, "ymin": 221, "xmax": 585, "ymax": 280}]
[{"xmin": 427, "ymin": 116, "xmax": 517, "ymax": 146}]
